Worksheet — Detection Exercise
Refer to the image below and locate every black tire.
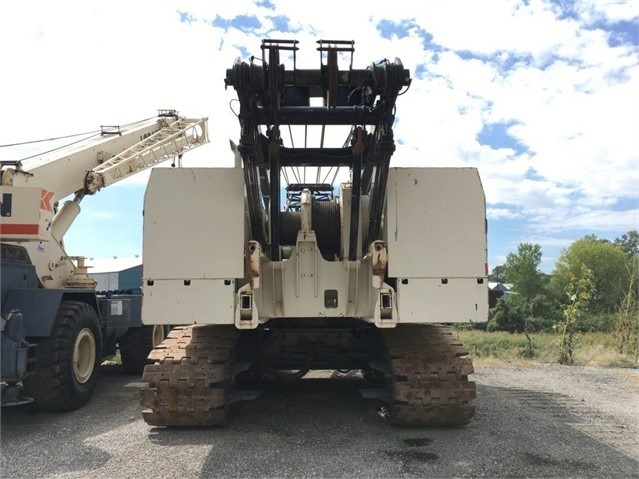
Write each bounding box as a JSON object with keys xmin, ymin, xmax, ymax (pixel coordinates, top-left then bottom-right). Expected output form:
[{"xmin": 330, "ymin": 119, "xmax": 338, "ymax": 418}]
[
  {"xmin": 119, "ymin": 325, "xmax": 166, "ymax": 376},
  {"xmin": 23, "ymin": 301, "xmax": 102, "ymax": 412}
]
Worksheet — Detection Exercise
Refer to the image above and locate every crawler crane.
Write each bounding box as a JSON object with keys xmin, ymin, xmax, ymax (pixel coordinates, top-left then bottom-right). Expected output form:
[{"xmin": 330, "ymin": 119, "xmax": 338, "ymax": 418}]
[{"xmin": 140, "ymin": 41, "xmax": 488, "ymax": 426}]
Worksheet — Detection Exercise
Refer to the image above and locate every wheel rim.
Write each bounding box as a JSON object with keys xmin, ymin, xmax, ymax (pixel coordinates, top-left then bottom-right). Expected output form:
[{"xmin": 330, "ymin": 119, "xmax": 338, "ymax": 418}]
[
  {"xmin": 151, "ymin": 325, "xmax": 165, "ymax": 347},
  {"xmin": 73, "ymin": 328, "xmax": 96, "ymax": 384}
]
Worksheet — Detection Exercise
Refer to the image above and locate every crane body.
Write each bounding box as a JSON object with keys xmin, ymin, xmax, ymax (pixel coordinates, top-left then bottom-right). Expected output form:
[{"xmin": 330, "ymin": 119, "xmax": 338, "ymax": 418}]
[
  {"xmin": 1, "ymin": 110, "xmax": 208, "ymax": 409},
  {"xmin": 139, "ymin": 40, "xmax": 489, "ymax": 427}
]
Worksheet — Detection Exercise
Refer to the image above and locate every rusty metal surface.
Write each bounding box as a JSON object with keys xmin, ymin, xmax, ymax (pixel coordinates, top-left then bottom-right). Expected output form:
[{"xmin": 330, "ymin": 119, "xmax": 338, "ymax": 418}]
[
  {"xmin": 370, "ymin": 241, "xmax": 388, "ymax": 275},
  {"xmin": 245, "ymin": 241, "xmax": 261, "ymax": 290},
  {"xmin": 140, "ymin": 325, "xmax": 239, "ymax": 427},
  {"xmin": 370, "ymin": 241, "xmax": 388, "ymax": 288},
  {"xmin": 381, "ymin": 324, "xmax": 477, "ymax": 426}
]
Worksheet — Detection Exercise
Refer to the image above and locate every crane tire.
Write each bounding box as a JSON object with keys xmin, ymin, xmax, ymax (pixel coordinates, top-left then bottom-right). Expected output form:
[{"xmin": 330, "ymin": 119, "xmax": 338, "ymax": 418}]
[
  {"xmin": 119, "ymin": 325, "xmax": 166, "ymax": 376},
  {"xmin": 23, "ymin": 301, "xmax": 102, "ymax": 412}
]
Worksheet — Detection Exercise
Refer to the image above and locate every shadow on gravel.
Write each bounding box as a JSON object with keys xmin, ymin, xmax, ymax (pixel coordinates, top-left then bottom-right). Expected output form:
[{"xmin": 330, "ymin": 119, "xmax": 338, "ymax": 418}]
[
  {"xmin": 146, "ymin": 373, "xmax": 386, "ymax": 447},
  {"xmin": 2, "ymin": 369, "xmax": 638, "ymax": 479},
  {"xmin": 145, "ymin": 375, "xmax": 639, "ymax": 478},
  {"xmin": 147, "ymin": 373, "xmax": 439, "ymax": 477}
]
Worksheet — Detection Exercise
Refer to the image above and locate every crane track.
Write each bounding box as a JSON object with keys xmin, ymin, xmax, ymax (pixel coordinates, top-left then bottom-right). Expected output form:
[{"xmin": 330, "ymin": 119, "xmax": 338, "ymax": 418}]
[
  {"xmin": 140, "ymin": 325, "xmax": 239, "ymax": 427},
  {"xmin": 140, "ymin": 324, "xmax": 475, "ymax": 427},
  {"xmin": 381, "ymin": 324, "xmax": 476, "ymax": 427}
]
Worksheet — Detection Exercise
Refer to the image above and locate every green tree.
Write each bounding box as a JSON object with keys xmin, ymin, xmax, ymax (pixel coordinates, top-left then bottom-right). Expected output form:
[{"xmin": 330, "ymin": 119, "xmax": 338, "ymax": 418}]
[
  {"xmin": 488, "ymin": 265, "xmax": 506, "ymax": 282},
  {"xmin": 551, "ymin": 235, "xmax": 629, "ymax": 314},
  {"xmin": 614, "ymin": 229, "xmax": 639, "ymax": 256},
  {"xmin": 503, "ymin": 243, "xmax": 544, "ymax": 301},
  {"xmin": 558, "ymin": 263, "xmax": 595, "ymax": 365},
  {"xmin": 487, "ymin": 295, "xmax": 528, "ymax": 333},
  {"xmin": 613, "ymin": 257, "xmax": 638, "ymax": 357},
  {"xmin": 486, "ymin": 293, "xmax": 558, "ymax": 334}
]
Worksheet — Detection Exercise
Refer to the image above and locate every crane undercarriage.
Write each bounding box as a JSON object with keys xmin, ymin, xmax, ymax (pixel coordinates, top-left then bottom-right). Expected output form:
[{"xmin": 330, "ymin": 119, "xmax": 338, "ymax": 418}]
[{"xmin": 141, "ymin": 321, "xmax": 475, "ymax": 427}]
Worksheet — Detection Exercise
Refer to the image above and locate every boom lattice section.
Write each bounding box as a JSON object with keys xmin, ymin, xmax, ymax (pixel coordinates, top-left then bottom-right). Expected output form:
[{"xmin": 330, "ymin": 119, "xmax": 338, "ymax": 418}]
[{"xmin": 85, "ymin": 116, "xmax": 208, "ymax": 192}]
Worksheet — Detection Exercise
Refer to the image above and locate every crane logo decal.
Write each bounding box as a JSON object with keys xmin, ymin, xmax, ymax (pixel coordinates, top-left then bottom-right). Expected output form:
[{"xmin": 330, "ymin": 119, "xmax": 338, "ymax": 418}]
[
  {"xmin": 40, "ymin": 190, "xmax": 54, "ymax": 212},
  {"xmin": 140, "ymin": 129, "xmax": 159, "ymax": 142}
]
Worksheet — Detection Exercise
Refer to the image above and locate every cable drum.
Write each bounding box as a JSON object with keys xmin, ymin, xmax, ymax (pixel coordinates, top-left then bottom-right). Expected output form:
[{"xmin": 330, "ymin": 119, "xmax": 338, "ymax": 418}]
[
  {"xmin": 279, "ymin": 201, "xmax": 341, "ymax": 260},
  {"xmin": 312, "ymin": 200, "xmax": 341, "ymax": 260},
  {"xmin": 279, "ymin": 211, "xmax": 301, "ymax": 246}
]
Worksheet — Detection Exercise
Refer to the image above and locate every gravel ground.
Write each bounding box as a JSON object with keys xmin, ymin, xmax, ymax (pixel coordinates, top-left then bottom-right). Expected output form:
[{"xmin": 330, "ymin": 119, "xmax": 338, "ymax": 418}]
[
  {"xmin": 1, "ymin": 362, "xmax": 637, "ymax": 479},
  {"xmin": 474, "ymin": 362, "xmax": 639, "ymax": 459}
]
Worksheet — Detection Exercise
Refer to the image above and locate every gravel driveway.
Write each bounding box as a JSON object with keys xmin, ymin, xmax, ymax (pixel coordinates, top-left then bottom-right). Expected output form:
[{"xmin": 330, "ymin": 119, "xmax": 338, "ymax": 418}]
[{"xmin": 1, "ymin": 362, "xmax": 637, "ymax": 478}]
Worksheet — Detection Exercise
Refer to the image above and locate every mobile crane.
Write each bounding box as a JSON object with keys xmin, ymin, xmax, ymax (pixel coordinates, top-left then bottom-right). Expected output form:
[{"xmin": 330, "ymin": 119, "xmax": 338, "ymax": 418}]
[
  {"xmin": 140, "ymin": 40, "xmax": 488, "ymax": 427},
  {"xmin": 1, "ymin": 110, "xmax": 208, "ymax": 410}
]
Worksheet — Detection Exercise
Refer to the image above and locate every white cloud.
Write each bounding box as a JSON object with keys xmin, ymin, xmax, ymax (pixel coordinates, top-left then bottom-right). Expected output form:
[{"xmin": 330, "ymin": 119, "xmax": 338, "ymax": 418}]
[
  {"xmin": 572, "ymin": 0, "xmax": 639, "ymax": 24},
  {"xmin": 487, "ymin": 208, "xmax": 522, "ymax": 220},
  {"xmin": 2, "ymin": 0, "xmax": 637, "ymax": 263},
  {"xmin": 529, "ymin": 205, "xmax": 639, "ymax": 233}
]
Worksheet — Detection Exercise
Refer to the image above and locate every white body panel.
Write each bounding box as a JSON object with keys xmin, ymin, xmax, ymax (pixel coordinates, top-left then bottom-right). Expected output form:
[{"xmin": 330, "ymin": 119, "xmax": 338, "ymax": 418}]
[
  {"xmin": 143, "ymin": 279, "xmax": 236, "ymax": 325},
  {"xmin": 141, "ymin": 166, "xmax": 488, "ymax": 327},
  {"xmin": 396, "ymin": 278, "xmax": 487, "ymax": 324},
  {"xmin": 386, "ymin": 168, "xmax": 488, "ymax": 323},
  {"xmin": 386, "ymin": 168, "xmax": 486, "ymax": 278},
  {"xmin": 142, "ymin": 168, "xmax": 244, "ymax": 279},
  {"xmin": 141, "ymin": 168, "xmax": 244, "ymax": 325}
]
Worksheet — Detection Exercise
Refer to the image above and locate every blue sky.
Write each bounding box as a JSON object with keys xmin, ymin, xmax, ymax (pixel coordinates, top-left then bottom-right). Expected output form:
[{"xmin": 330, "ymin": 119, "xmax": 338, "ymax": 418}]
[{"xmin": 1, "ymin": 0, "xmax": 637, "ymax": 273}]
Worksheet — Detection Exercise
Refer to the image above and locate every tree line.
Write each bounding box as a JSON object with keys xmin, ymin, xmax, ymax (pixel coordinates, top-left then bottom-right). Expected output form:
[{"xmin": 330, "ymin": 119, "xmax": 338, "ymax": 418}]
[{"xmin": 485, "ymin": 230, "xmax": 638, "ymax": 361}]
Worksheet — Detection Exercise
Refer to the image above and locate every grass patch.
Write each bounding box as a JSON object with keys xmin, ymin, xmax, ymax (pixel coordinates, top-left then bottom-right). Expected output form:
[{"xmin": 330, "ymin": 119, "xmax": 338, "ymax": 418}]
[
  {"xmin": 454, "ymin": 330, "xmax": 638, "ymax": 368},
  {"xmin": 101, "ymin": 351, "xmax": 121, "ymax": 366},
  {"xmin": 101, "ymin": 331, "xmax": 637, "ymax": 369}
]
